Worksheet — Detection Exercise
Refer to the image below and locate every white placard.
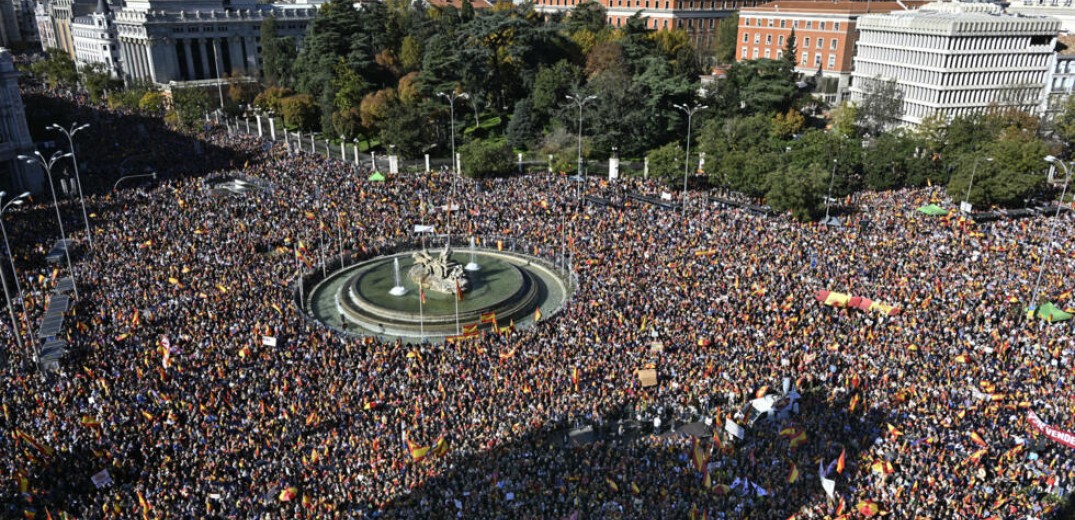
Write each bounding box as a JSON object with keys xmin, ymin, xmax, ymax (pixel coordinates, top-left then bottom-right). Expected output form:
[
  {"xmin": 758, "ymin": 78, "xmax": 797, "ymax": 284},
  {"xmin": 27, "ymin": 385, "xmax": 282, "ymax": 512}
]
[{"xmin": 262, "ymin": 336, "xmax": 277, "ymax": 347}]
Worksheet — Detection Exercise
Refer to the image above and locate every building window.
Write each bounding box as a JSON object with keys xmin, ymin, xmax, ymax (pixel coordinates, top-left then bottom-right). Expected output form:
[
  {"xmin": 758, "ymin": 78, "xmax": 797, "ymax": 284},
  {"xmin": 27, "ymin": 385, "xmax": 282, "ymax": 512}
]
[
  {"xmin": 765, "ymin": 34, "xmax": 771, "ymax": 44},
  {"xmin": 805, "ymin": 21, "xmax": 811, "ymax": 28},
  {"xmin": 754, "ymin": 33, "xmax": 760, "ymax": 44},
  {"xmin": 741, "ymin": 46, "xmax": 747, "ymax": 58},
  {"xmin": 793, "ymin": 20, "xmax": 799, "ymax": 28},
  {"xmin": 828, "ymin": 54, "xmax": 836, "ymax": 68},
  {"xmin": 834, "ymin": 22, "xmax": 840, "ymax": 31},
  {"xmin": 780, "ymin": 20, "xmax": 785, "ymax": 28},
  {"xmin": 831, "ymin": 39, "xmax": 837, "ymax": 50},
  {"xmin": 744, "ymin": 17, "xmax": 750, "ymax": 26},
  {"xmin": 803, "ymin": 37, "xmax": 810, "ymax": 47},
  {"xmin": 765, "ymin": 49, "xmax": 771, "ymax": 58},
  {"xmin": 814, "ymin": 54, "xmax": 821, "ymax": 66},
  {"xmin": 753, "ymin": 47, "xmax": 759, "ymax": 58},
  {"xmin": 816, "ymin": 38, "xmax": 823, "ymax": 48},
  {"xmin": 778, "ymin": 35, "xmax": 784, "ymax": 46},
  {"xmin": 819, "ymin": 21, "xmax": 825, "ymax": 30},
  {"xmin": 743, "ymin": 33, "xmax": 749, "ymax": 43},
  {"xmin": 767, "ymin": 18, "xmax": 773, "ymax": 27},
  {"xmin": 777, "ymin": 50, "xmax": 783, "ymax": 58}
]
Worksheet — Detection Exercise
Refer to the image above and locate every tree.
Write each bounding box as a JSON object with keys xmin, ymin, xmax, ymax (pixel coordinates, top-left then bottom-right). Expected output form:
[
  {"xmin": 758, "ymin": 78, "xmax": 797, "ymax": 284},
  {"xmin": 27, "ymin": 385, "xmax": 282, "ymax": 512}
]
[
  {"xmin": 280, "ymin": 94, "xmax": 319, "ymax": 130},
  {"xmin": 770, "ymin": 109, "xmax": 805, "ymax": 140},
  {"xmin": 946, "ymin": 130, "xmax": 1050, "ymax": 207},
  {"xmin": 646, "ymin": 142, "xmax": 684, "ymax": 183},
  {"xmin": 713, "ymin": 13, "xmax": 739, "ymax": 65},
  {"xmin": 506, "ymin": 99, "xmax": 538, "ymax": 150},
  {"xmin": 260, "ymin": 16, "xmax": 296, "ymax": 85},
  {"xmin": 359, "ymin": 88, "xmax": 398, "ymax": 132},
  {"xmin": 400, "ymin": 35, "xmax": 423, "ymax": 72},
  {"xmin": 766, "ymin": 162, "xmax": 828, "ymax": 221},
  {"xmin": 855, "ymin": 76, "xmax": 904, "ymax": 135},
  {"xmin": 783, "ymin": 28, "xmax": 797, "ymax": 72},
  {"xmin": 862, "ymin": 130, "xmax": 920, "ymax": 191},
  {"xmin": 31, "ymin": 49, "xmax": 78, "ymax": 90},
  {"xmin": 379, "ymin": 101, "xmax": 432, "ymax": 157},
  {"xmin": 253, "ymin": 86, "xmax": 294, "ymax": 113},
  {"xmin": 567, "ymin": 1, "xmax": 608, "ymax": 33},
  {"xmin": 829, "ymin": 101, "xmax": 858, "ymax": 139},
  {"xmin": 459, "ymin": 138, "xmax": 512, "ymax": 178},
  {"xmin": 727, "ymin": 59, "xmax": 797, "ymax": 116},
  {"xmin": 80, "ymin": 62, "xmax": 119, "ymax": 103},
  {"xmin": 138, "ymin": 91, "xmax": 166, "ymax": 114},
  {"xmin": 170, "ymin": 87, "xmax": 213, "ymax": 128}
]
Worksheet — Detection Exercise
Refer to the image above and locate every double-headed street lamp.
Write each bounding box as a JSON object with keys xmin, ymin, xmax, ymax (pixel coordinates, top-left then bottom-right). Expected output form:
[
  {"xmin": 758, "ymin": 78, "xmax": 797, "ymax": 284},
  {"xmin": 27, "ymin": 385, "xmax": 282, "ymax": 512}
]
[
  {"xmin": 19, "ymin": 151, "xmax": 79, "ymax": 299},
  {"xmin": 1028, "ymin": 155, "xmax": 1073, "ymax": 311},
  {"xmin": 566, "ymin": 93, "xmax": 597, "ymax": 201},
  {"xmin": 673, "ymin": 103, "xmax": 708, "ymax": 210},
  {"xmin": 437, "ymin": 91, "xmax": 468, "ymax": 175},
  {"xmin": 437, "ymin": 90, "xmax": 469, "ymax": 245},
  {"xmin": 961, "ymin": 156, "xmax": 993, "ymax": 214},
  {"xmin": 48, "ymin": 123, "xmax": 92, "ymax": 247},
  {"xmin": 0, "ymin": 191, "xmax": 29, "ymax": 350}
]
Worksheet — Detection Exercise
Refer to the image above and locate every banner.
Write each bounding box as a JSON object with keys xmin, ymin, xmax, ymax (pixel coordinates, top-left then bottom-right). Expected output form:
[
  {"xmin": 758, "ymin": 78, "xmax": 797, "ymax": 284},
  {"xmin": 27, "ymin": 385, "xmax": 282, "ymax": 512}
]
[
  {"xmin": 262, "ymin": 336, "xmax": 277, "ymax": 347},
  {"xmin": 725, "ymin": 418, "xmax": 745, "ymax": 440},
  {"xmin": 1028, "ymin": 411, "xmax": 1075, "ymax": 449}
]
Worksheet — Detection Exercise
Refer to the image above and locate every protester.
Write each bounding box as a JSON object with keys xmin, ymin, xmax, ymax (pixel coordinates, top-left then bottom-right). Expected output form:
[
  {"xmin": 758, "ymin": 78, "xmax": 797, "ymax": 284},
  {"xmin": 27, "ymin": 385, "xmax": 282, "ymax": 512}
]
[{"xmin": 1, "ymin": 94, "xmax": 1073, "ymax": 520}]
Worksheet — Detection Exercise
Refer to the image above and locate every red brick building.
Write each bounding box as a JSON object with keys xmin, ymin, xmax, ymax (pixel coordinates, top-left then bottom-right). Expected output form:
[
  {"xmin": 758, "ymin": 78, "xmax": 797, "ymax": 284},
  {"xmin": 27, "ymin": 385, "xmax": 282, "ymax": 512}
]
[
  {"xmin": 736, "ymin": 0, "xmax": 923, "ymax": 101},
  {"xmin": 534, "ymin": 0, "xmax": 766, "ymax": 49}
]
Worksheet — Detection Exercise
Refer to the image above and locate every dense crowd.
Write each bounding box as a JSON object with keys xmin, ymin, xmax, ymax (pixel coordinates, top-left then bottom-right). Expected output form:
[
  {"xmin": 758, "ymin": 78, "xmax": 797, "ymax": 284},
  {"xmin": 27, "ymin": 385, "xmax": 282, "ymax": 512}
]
[{"xmin": 1, "ymin": 96, "xmax": 1074, "ymax": 519}]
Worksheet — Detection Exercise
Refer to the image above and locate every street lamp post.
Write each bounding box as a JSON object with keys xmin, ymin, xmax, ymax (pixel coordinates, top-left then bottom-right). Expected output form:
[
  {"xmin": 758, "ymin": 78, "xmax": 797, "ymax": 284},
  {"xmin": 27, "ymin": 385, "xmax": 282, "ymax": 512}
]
[
  {"xmin": 962, "ymin": 156, "xmax": 993, "ymax": 214},
  {"xmin": 437, "ymin": 91, "xmax": 469, "ymax": 245},
  {"xmin": 1029, "ymin": 155, "xmax": 1073, "ymax": 311},
  {"xmin": 672, "ymin": 103, "xmax": 708, "ymax": 210},
  {"xmin": 824, "ymin": 159, "xmax": 838, "ymax": 223},
  {"xmin": 18, "ymin": 152, "xmax": 78, "ymax": 299},
  {"xmin": 48, "ymin": 123, "xmax": 92, "ymax": 247},
  {"xmin": 566, "ymin": 93, "xmax": 597, "ymax": 201},
  {"xmin": 437, "ymin": 91, "xmax": 469, "ymax": 175},
  {"xmin": 0, "ymin": 192, "xmax": 29, "ymax": 351}
]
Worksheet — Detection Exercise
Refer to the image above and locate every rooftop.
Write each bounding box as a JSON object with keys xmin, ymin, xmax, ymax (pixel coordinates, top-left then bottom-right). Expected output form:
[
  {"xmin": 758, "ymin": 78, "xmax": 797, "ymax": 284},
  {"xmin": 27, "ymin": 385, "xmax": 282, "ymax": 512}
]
[
  {"xmin": 857, "ymin": 1, "xmax": 1061, "ymax": 35},
  {"xmin": 743, "ymin": 0, "xmax": 926, "ymax": 15}
]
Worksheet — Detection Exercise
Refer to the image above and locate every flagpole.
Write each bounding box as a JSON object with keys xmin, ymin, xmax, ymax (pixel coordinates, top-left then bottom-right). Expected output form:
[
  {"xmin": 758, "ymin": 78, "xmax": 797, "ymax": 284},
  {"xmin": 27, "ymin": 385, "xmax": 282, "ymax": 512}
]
[
  {"xmin": 337, "ymin": 211, "xmax": 344, "ymax": 267},
  {"xmin": 419, "ymin": 283, "xmax": 425, "ymax": 341},
  {"xmin": 454, "ymin": 285, "xmax": 461, "ymax": 335}
]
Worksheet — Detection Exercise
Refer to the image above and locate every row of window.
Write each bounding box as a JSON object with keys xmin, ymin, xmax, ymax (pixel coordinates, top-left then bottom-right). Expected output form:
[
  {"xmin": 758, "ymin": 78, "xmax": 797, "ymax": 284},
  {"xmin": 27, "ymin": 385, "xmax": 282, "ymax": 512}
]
[
  {"xmin": 860, "ymin": 32, "xmax": 1043, "ymax": 52},
  {"xmin": 743, "ymin": 32, "xmax": 838, "ymax": 50},
  {"xmin": 858, "ymin": 46, "xmax": 1048, "ymax": 71},
  {"xmin": 611, "ymin": 16, "xmax": 717, "ymax": 29},
  {"xmin": 857, "ymin": 61, "xmax": 1045, "ymax": 90},
  {"xmin": 743, "ymin": 17, "xmax": 840, "ymax": 31},
  {"xmin": 1054, "ymin": 59, "xmax": 1075, "ymax": 74},
  {"xmin": 742, "ymin": 46, "xmax": 837, "ymax": 68}
]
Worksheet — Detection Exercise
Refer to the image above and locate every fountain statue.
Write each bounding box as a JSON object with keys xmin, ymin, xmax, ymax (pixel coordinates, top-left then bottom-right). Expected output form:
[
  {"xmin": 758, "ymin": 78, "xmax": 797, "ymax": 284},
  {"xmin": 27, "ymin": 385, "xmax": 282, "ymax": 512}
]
[
  {"xmin": 389, "ymin": 257, "xmax": 408, "ymax": 296},
  {"xmin": 409, "ymin": 242, "xmax": 470, "ymax": 294}
]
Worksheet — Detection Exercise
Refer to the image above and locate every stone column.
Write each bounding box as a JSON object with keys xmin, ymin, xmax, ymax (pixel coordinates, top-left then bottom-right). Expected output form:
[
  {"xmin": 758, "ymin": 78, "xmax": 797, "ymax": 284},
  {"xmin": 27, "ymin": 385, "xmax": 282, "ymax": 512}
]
[
  {"xmin": 228, "ymin": 36, "xmax": 244, "ymax": 75},
  {"xmin": 243, "ymin": 35, "xmax": 257, "ymax": 75},
  {"xmin": 145, "ymin": 39, "xmax": 159, "ymax": 83},
  {"xmin": 199, "ymin": 38, "xmax": 211, "ymax": 80},
  {"xmin": 182, "ymin": 38, "xmax": 196, "ymax": 80}
]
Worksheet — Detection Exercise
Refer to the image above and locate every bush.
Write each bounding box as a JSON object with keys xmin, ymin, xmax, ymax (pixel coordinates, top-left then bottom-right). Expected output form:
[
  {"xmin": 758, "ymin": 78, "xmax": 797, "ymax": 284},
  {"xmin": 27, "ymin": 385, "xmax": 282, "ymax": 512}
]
[
  {"xmin": 459, "ymin": 139, "xmax": 512, "ymax": 178},
  {"xmin": 646, "ymin": 141, "xmax": 684, "ymax": 183},
  {"xmin": 280, "ymin": 94, "xmax": 319, "ymax": 131},
  {"xmin": 253, "ymin": 86, "xmax": 294, "ymax": 113}
]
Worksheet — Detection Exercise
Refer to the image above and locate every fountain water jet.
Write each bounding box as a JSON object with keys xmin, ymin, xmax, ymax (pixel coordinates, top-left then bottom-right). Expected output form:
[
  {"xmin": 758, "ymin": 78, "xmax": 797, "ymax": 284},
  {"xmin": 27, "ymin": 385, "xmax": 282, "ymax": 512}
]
[{"xmin": 389, "ymin": 257, "xmax": 408, "ymax": 296}]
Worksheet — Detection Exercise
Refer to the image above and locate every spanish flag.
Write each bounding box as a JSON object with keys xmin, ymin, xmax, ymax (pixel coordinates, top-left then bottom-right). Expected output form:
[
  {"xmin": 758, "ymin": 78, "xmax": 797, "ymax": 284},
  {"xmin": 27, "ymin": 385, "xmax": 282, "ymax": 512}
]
[
  {"xmin": 462, "ymin": 323, "xmax": 479, "ymax": 335},
  {"xmin": 137, "ymin": 491, "xmax": 151, "ymax": 518},
  {"xmin": 606, "ymin": 478, "xmax": 619, "ymax": 492},
  {"xmin": 15, "ymin": 430, "xmax": 55, "ymax": 456},
  {"xmin": 419, "ymin": 287, "xmax": 426, "ymax": 305},
  {"xmin": 480, "ymin": 311, "xmax": 498, "ymax": 326},
  {"xmin": 406, "ymin": 439, "xmax": 429, "ymax": 461},
  {"xmin": 572, "ymin": 367, "xmax": 579, "ymax": 392},
  {"xmin": 789, "ymin": 431, "xmax": 808, "ymax": 449},
  {"xmin": 787, "ymin": 461, "xmax": 799, "ymax": 483},
  {"xmin": 886, "ymin": 423, "xmax": 904, "ymax": 437},
  {"xmin": 431, "ymin": 436, "xmax": 450, "ymax": 457},
  {"xmin": 79, "ymin": 416, "xmax": 101, "ymax": 429},
  {"xmin": 455, "ymin": 279, "xmax": 464, "ymax": 302},
  {"xmin": 534, "ymin": 307, "xmax": 542, "ymax": 322},
  {"xmin": 969, "ymin": 431, "xmax": 988, "ymax": 448},
  {"xmin": 837, "ymin": 448, "xmax": 846, "ymax": 474}
]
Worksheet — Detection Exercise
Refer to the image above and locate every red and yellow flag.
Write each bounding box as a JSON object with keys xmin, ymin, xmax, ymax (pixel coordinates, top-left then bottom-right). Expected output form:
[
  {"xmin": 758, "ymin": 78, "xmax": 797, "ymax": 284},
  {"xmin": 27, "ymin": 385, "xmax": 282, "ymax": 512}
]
[{"xmin": 787, "ymin": 461, "xmax": 799, "ymax": 483}]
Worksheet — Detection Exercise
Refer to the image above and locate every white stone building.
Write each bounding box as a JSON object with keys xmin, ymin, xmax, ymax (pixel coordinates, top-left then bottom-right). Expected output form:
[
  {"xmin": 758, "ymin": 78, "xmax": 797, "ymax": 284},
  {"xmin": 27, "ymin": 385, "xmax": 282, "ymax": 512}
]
[
  {"xmin": 851, "ymin": 2, "xmax": 1061, "ymax": 126},
  {"xmin": 1041, "ymin": 35, "xmax": 1075, "ymax": 125},
  {"xmin": 1008, "ymin": 0, "xmax": 1075, "ymax": 33},
  {"xmin": 35, "ymin": 0, "xmax": 315, "ymax": 84},
  {"xmin": 110, "ymin": 0, "xmax": 314, "ymax": 85},
  {"xmin": 71, "ymin": 0, "xmax": 120, "ymax": 76},
  {"xmin": 0, "ymin": 48, "xmax": 40, "ymax": 194}
]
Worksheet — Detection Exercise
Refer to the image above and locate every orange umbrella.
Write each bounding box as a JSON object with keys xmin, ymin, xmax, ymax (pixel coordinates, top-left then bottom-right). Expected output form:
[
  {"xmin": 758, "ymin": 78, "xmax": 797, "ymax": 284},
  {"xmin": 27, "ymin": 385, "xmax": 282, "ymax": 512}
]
[{"xmin": 857, "ymin": 500, "xmax": 881, "ymax": 517}]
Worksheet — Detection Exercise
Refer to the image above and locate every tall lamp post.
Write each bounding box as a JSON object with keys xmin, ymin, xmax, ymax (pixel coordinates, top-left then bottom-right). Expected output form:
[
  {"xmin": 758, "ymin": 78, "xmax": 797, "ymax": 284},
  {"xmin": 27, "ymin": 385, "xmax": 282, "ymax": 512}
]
[
  {"xmin": 437, "ymin": 90, "xmax": 469, "ymax": 245},
  {"xmin": 18, "ymin": 152, "xmax": 78, "ymax": 299},
  {"xmin": 437, "ymin": 91, "xmax": 468, "ymax": 175},
  {"xmin": 48, "ymin": 123, "xmax": 92, "ymax": 247},
  {"xmin": 566, "ymin": 93, "xmax": 597, "ymax": 201},
  {"xmin": 1, "ymin": 191, "xmax": 32, "ymax": 343},
  {"xmin": 1029, "ymin": 155, "xmax": 1073, "ymax": 312},
  {"xmin": 672, "ymin": 103, "xmax": 708, "ymax": 210},
  {"xmin": 0, "ymin": 191, "xmax": 29, "ymax": 351},
  {"xmin": 961, "ymin": 156, "xmax": 993, "ymax": 214}
]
